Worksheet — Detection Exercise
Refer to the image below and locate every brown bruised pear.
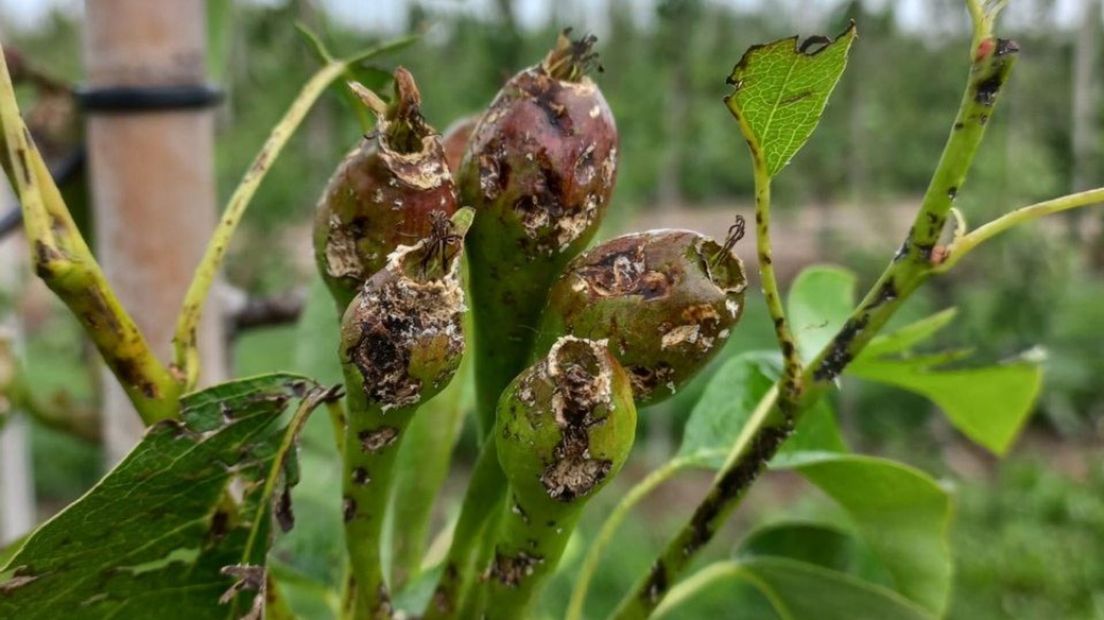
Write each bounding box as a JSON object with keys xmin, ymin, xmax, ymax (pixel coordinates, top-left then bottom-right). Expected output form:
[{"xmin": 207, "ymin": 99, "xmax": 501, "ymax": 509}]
[
  {"xmin": 536, "ymin": 229, "xmax": 748, "ymax": 405},
  {"xmin": 484, "ymin": 336, "xmax": 636, "ymax": 618},
  {"xmin": 314, "ymin": 67, "xmax": 458, "ymax": 309},
  {"xmin": 460, "ymin": 30, "xmax": 617, "ymax": 259},
  {"xmin": 496, "ymin": 336, "xmax": 635, "ymax": 507},
  {"xmin": 339, "ymin": 209, "xmax": 472, "ymax": 412},
  {"xmin": 459, "ymin": 30, "xmax": 620, "ymax": 426}
]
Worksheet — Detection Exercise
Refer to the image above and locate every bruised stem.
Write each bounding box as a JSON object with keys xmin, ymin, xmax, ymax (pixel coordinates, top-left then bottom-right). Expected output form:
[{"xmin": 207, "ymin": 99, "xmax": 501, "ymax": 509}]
[
  {"xmin": 341, "ymin": 397, "xmax": 412, "ymax": 620},
  {"xmin": 422, "ymin": 442, "xmax": 505, "ymax": 620},
  {"xmin": 752, "ymin": 165, "xmax": 802, "ymax": 408}
]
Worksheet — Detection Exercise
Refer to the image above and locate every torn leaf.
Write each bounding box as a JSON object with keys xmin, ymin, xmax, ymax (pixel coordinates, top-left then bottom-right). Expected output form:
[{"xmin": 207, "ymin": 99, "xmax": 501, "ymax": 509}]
[
  {"xmin": 0, "ymin": 373, "xmax": 329, "ymax": 620},
  {"xmin": 725, "ymin": 23, "xmax": 857, "ymax": 177}
]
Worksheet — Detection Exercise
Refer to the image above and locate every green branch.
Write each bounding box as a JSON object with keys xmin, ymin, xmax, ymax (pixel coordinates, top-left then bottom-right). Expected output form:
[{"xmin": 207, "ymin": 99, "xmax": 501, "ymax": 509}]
[
  {"xmin": 750, "ymin": 163, "xmax": 802, "ymax": 405},
  {"xmin": 934, "ymin": 187, "xmax": 1104, "ymax": 273},
  {"xmin": 422, "ymin": 443, "xmax": 505, "ymax": 620},
  {"xmin": 609, "ymin": 13, "xmax": 1020, "ymax": 620},
  {"xmin": 171, "ymin": 36, "xmax": 415, "ymax": 390},
  {"xmin": 0, "ymin": 46, "xmax": 181, "ymax": 424}
]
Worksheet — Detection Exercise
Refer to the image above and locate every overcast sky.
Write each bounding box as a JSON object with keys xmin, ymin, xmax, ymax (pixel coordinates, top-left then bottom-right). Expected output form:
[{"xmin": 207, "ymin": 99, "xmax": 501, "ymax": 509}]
[{"xmin": 0, "ymin": 0, "xmax": 1091, "ymax": 35}]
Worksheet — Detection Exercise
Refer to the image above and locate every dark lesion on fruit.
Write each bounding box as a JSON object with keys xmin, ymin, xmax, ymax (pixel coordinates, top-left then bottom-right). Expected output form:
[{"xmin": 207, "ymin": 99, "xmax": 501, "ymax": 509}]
[
  {"xmin": 343, "ymin": 249, "xmax": 465, "ymax": 409},
  {"xmin": 574, "ymin": 238, "xmax": 674, "ymax": 301},
  {"xmin": 488, "ymin": 550, "xmax": 544, "ymax": 588},
  {"xmin": 539, "ymin": 340, "xmax": 616, "ymax": 501},
  {"xmin": 541, "ymin": 420, "xmax": 612, "ymax": 501},
  {"xmin": 626, "ymin": 362, "xmax": 674, "ymax": 398},
  {"xmin": 346, "ymin": 306, "xmax": 421, "ymax": 408},
  {"xmin": 358, "ymin": 426, "xmax": 399, "ymax": 453}
]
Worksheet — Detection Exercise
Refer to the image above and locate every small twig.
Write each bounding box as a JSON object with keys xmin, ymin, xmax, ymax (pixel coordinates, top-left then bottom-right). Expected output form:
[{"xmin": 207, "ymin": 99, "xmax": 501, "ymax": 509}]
[
  {"xmin": 934, "ymin": 187, "xmax": 1104, "ymax": 273},
  {"xmin": 0, "ymin": 47, "xmax": 181, "ymax": 424},
  {"xmin": 172, "ymin": 37, "xmax": 415, "ymax": 390},
  {"xmin": 751, "ymin": 164, "xmax": 803, "ymax": 408}
]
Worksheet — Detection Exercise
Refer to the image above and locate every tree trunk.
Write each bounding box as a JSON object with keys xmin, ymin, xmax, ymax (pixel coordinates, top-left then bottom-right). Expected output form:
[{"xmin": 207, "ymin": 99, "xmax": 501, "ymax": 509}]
[{"xmin": 83, "ymin": 0, "xmax": 224, "ymax": 464}]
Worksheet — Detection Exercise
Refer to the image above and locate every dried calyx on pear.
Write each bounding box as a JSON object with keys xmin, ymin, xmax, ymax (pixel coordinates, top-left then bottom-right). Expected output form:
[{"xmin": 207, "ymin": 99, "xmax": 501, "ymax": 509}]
[{"xmin": 313, "ymin": 67, "xmax": 457, "ymax": 309}]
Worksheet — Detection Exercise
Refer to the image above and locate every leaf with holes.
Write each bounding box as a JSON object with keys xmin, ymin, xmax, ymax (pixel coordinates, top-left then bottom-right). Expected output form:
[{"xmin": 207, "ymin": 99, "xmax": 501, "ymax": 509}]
[
  {"xmin": 725, "ymin": 23, "xmax": 857, "ymax": 177},
  {"xmin": 0, "ymin": 373, "xmax": 331, "ymax": 620}
]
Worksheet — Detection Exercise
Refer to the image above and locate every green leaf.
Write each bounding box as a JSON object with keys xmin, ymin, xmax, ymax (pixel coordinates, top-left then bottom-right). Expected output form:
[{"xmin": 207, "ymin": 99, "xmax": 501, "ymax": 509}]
[
  {"xmin": 656, "ymin": 557, "xmax": 933, "ymax": 620},
  {"xmin": 776, "ymin": 453, "xmax": 952, "ymax": 616},
  {"xmin": 848, "ymin": 357, "xmax": 1041, "ymax": 455},
  {"xmin": 725, "ymin": 23, "xmax": 858, "ymax": 177},
  {"xmin": 678, "ymin": 351, "xmax": 845, "ymax": 469},
  {"xmin": 787, "ymin": 265, "xmax": 857, "ymax": 363},
  {"xmin": 738, "ymin": 521, "xmax": 855, "ymax": 573},
  {"xmin": 857, "ymin": 308, "xmax": 958, "ymax": 360},
  {"xmin": 0, "ymin": 374, "xmax": 326, "ymax": 619}
]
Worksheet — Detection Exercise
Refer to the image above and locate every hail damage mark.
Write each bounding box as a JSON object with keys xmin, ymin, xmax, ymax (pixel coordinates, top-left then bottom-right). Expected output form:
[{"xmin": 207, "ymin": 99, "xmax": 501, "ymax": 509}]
[
  {"xmin": 352, "ymin": 466, "xmax": 371, "ymax": 485},
  {"xmin": 489, "ymin": 550, "xmax": 544, "ymax": 587},
  {"xmin": 275, "ymin": 486, "xmax": 295, "ymax": 532},
  {"xmin": 344, "ymin": 241, "xmax": 465, "ymax": 411},
  {"xmin": 0, "ymin": 572, "xmax": 39, "ymax": 594},
  {"xmin": 641, "ymin": 561, "xmax": 667, "ymax": 604},
  {"xmin": 358, "ymin": 426, "xmax": 399, "ymax": 453},
  {"xmin": 974, "ymin": 75, "xmax": 1004, "ymax": 106},
  {"xmin": 539, "ymin": 338, "xmax": 616, "ymax": 501},
  {"xmin": 865, "ymin": 279, "xmax": 899, "ymax": 311},
  {"xmin": 681, "ymin": 422, "xmax": 794, "ymax": 558}
]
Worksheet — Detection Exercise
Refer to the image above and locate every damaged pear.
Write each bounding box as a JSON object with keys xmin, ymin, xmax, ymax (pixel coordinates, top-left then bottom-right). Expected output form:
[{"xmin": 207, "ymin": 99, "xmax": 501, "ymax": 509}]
[
  {"xmin": 482, "ymin": 336, "xmax": 636, "ymax": 619},
  {"xmin": 537, "ymin": 229, "xmax": 747, "ymax": 404},
  {"xmin": 314, "ymin": 67, "xmax": 458, "ymax": 310}
]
